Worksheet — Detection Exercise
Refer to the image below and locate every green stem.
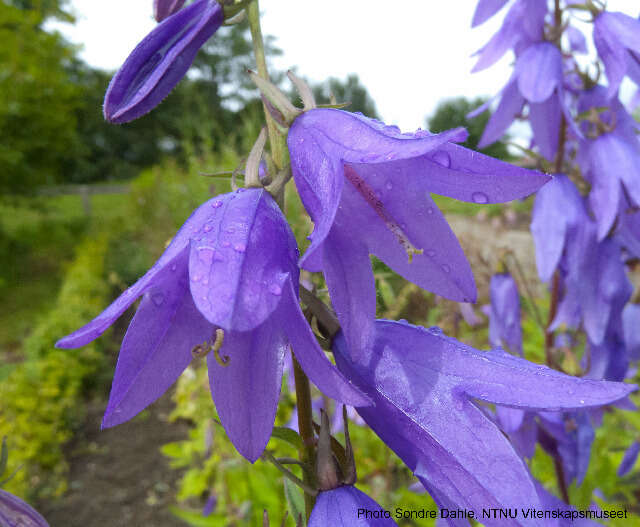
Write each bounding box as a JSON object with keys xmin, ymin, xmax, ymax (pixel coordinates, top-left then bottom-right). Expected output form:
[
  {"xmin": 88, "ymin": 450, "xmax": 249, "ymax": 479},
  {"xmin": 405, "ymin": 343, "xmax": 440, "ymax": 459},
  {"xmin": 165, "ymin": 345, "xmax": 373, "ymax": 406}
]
[
  {"xmin": 246, "ymin": 0, "xmax": 287, "ymax": 172},
  {"xmin": 292, "ymin": 355, "xmax": 317, "ymax": 519}
]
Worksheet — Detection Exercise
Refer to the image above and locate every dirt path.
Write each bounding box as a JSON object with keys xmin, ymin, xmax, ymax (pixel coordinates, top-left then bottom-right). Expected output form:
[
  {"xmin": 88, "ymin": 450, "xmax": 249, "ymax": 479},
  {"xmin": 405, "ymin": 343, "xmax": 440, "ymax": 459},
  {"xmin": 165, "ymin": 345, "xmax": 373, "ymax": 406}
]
[{"xmin": 39, "ymin": 392, "xmax": 189, "ymax": 527}]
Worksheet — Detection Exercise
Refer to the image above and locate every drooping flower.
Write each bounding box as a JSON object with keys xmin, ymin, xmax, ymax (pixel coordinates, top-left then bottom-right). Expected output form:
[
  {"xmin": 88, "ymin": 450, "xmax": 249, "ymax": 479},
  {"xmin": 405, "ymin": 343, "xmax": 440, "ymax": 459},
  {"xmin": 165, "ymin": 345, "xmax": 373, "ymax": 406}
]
[
  {"xmin": 333, "ymin": 320, "xmax": 635, "ymax": 520},
  {"xmin": 309, "ymin": 486, "xmax": 397, "ymax": 527},
  {"xmin": 287, "ymin": 109, "xmax": 549, "ymax": 358},
  {"xmin": 104, "ymin": 0, "xmax": 223, "ymax": 123},
  {"xmin": 153, "ymin": 0, "xmax": 186, "ymax": 22},
  {"xmin": 57, "ymin": 188, "xmax": 369, "ymax": 462},
  {"xmin": 593, "ymin": 11, "xmax": 640, "ymax": 98},
  {"xmin": 0, "ymin": 489, "xmax": 50, "ymax": 527},
  {"xmin": 489, "ymin": 272, "xmax": 522, "ymax": 355}
]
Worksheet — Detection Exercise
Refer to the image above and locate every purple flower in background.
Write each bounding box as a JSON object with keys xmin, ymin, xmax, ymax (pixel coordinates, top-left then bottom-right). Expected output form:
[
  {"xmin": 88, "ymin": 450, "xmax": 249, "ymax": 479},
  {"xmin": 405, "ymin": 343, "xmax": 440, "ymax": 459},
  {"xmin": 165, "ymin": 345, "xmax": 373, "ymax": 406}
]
[
  {"xmin": 0, "ymin": 489, "xmax": 50, "ymax": 527},
  {"xmin": 623, "ymin": 304, "xmax": 640, "ymax": 362},
  {"xmin": 593, "ymin": 11, "xmax": 640, "ymax": 98},
  {"xmin": 471, "ymin": 0, "xmax": 509, "ymax": 28},
  {"xmin": 104, "ymin": 0, "xmax": 223, "ymax": 123},
  {"xmin": 153, "ymin": 0, "xmax": 186, "ymax": 22},
  {"xmin": 530, "ymin": 175, "xmax": 585, "ymax": 282},
  {"xmin": 333, "ymin": 320, "xmax": 634, "ymax": 520},
  {"xmin": 618, "ymin": 441, "xmax": 640, "ymax": 476},
  {"xmin": 309, "ymin": 486, "xmax": 398, "ymax": 526},
  {"xmin": 489, "ymin": 272, "xmax": 522, "ymax": 355},
  {"xmin": 288, "ymin": 108, "xmax": 549, "ymax": 358},
  {"xmin": 57, "ymin": 189, "xmax": 368, "ymax": 462}
]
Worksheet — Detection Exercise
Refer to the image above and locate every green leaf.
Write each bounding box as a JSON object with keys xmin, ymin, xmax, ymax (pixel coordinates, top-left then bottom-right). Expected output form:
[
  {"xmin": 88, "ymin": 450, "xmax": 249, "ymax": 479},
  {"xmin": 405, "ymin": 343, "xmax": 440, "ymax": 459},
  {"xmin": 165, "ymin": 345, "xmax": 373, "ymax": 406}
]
[
  {"xmin": 271, "ymin": 427, "xmax": 303, "ymax": 450},
  {"xmin": 284, "ymin": 478, "xmax": 306, "ymax": 527}
]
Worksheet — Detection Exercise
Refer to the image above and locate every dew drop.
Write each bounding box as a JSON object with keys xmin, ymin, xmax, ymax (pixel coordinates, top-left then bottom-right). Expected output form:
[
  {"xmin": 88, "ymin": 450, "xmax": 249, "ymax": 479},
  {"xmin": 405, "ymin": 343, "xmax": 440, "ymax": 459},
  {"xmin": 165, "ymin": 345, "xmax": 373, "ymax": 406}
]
[
  {"xmin": 441, "ymin": 264, "xmax": 451, "ymax": 273},
  {"xmin": 269, "ymin": 283, "xmax": 282, "ymax": 296},
  {"xmin": 152, "ymin": 293, "xmax": 164, "ymax": 306},
  {"xmin": 426, "ymin": 207, "xmax": 434, "ymax": 215},
  {"xmin": 426, "ymin": 249, "xmax": 436, "ymax": 257},
  {"xmin": 428, "ymin": 326, "xmax": 443, "ymax": 336},
  {"xmin": 237, "ymin": 188, "xmax": 246, "ymax": 193},
  {"xmin": 385, "ymin": 181, "xmax": 393, "ymax": 191},
  {"xmin": 222, "ymin": 241, "xmax": 231, "ymax": 248},
  {"xmin": 202, "ymin": 278, "xmax": 209, "ymax": 285},
  {"xmin": 233, "ymin": 243, "xmax": 246, "ymax": 253},
  {"xmin": 400, "ymin": 222, "xmax": 407, "ymax": 230},
  {"xmin": 471, "ymin": 191, "xmax": 489, "ymax": 204},
  {"xmin": 360, "ymin": 153, "xmax": 379, "ymax": 163},
  {"xmin": 226, "ymin": 227, "xmax": 236, "ymax": 234},
  {"xmin": 191, "ymin": 274, "xmax": 202, "ymax": 283},
  {"xmin": 198, "ymin": 248, "xmax": 214, "ymax": 262},
  {"xmin": 211, "ymin": 200, "xmax": 223, "ymax": 209},
  {"xmin": 432, "ymin": 151, "xmax": 451, "ymax": 168},
  {"xmin": 203, "ymin": 224, "xmax": 213, "ymax": 233},
  {"xmin": 170, "ymin": 264, "xmax": 177, "ymax": 272}
]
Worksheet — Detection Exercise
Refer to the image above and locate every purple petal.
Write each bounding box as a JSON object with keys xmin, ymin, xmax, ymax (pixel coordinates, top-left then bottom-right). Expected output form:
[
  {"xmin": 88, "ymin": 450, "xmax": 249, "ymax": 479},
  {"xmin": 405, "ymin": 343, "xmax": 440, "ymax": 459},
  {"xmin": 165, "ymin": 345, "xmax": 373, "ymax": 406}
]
[
  {"xmin": 102, "ymin": 254, "xmax": 207, "ymax": 428},
  {"xmin": 339, "ymin": 163, "xmax": 477, "ymax": 302},
  {"xmin": 471, "ymin": 0, "xmax": 509, "ymax": 27},
  {"xmin": 623, "ymin": 304, "xmax": 640, "ymax": 361},
  {"xmin": 594, "ymin": 13, "xmax": 630, "ymax": 99},
  {"xmin": 322, "ymin": 229, "xmax": 376, "ymax": 361},
  {"xmin": 618, "ymin": 441, "xmax": 640, "ymax": 476},
  {"xmin": 516, "ymin": 42, "xmax": 563, "ymax": 103},
  {"xmin": 529, "ymin": 91, "xmax": 561, "ymax": 160},
  {"xmin": 530, "ymin": 175, "xmax": 585, "ymax": 282},
  {"xmin": 289, "ymin": 109, "xmax": 466, "ymax": 266},
  {"xmin": 279, "ymin": 278, "xmax": 371, "ymax": 407},
  {"xmin": 0, "ymin": 489, "xmax": 50, "ymax": 527},
  {"xmin": 154, "ymin": 0, "xmax": 186, "ymax": 22},
  {"xmin": 208, "ymin": 322, "xmax": 287, "ymax": 462},
  {"xmin": 56, "ymin": 195, "xmax": 227, "ymax": 349},
  {"xmin": 489, "ymin": 273, "xmax": 523, "ymax": 355},
  {"xmin": 189, "ymin": 189, "xmax": 299, "ymax": 332},
  {"xmin": 309, "ymin": 486, "xmax": 398, "ymax": 526},
  {"xmin": 478, "ymin": 78, "xmax": 525, "ymax": 147},
  {"xmin": 104, "ymin": 0, "xmax": 223, "ymax": 123},
  {"xmin": 598, "ymin": 12, "xmax": 640, "ymax": 55},
  {"xmin": 566, "ymin": 26, "xmax": 587, "ymax": 54}
]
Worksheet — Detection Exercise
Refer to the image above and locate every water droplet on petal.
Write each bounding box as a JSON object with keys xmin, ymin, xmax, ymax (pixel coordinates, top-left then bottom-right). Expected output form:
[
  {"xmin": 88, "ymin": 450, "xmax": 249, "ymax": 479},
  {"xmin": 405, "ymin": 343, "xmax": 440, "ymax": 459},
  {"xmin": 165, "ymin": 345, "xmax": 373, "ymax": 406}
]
[
  {"xmin": 426, "ymin": 207, "xmax": 434, "ymax": 215},
  {"xmin": 441, "ymin": 264, "xmax": 451, "ymax": 273},
  {"xmin": 202, "ymin": 278, "xmax": 209, "ymax": 285},
  {"xmin": 191, "ymin": 274, "xmax": 202, "ymax": 283},
  {"xmin": 426, "ymin": 249, "xmax": 436, "ymax": 257},
  {"xmin": 428, "ymin": 326, "xmax": 443, "ymax": 335},
  {"xmin": 269, "ymin": 283, "xmax": 282, "ymax": 296},
  {"xmin": 385, "ymin": 181, "xmax": 393, "ymax": 191},
  {"xmin": 237, "ymin": 188, "xmax": 246, "ymax": 193},
  {"xmin": 152, "ymin": 293, "xmax": 164, "ymax": 306},
  {"xmin": 471, "ymin": 191, "xmax": 489, "ymax": 204},
  {"xmin": 222, "ymin": 241, "xmax": 231, "ymax": 248},
  {"xmin": 432, "ymin": 151, "xmax": 451, "ymax": 168},
  {"xmin": 226, "ymin": 227, "xmax": 235, "ymax": 234},
  {"xmin": 233, "ymin": 243, "xmax": 246, "ymax": 253},
  {"xmin": 170, "ymin": 264, "xmax": 177, "ymax": 272},
  {"xmin": 203, "ymin": 224, "xmax": 213, "ymax": 233},
  {"xmin": 360, "ymin": 153, "xmax": 379, "ymax": 163},
  {"xmin": 198, "ymin": 248, "xmax": 214, "ymax": 262},
  {"xmin": 212, "ymin": 200, "xmax": 223, "ymax": 209}
]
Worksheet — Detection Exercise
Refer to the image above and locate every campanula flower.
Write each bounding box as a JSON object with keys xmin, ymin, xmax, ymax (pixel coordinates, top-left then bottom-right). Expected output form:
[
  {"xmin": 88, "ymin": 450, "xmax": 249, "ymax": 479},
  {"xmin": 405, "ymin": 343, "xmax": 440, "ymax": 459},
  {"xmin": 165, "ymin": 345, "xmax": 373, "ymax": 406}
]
[
  {"xmin": 0, "ymin": 489, "xmax": 49, "ymax": 527},
  {"xmin": 593, "ymin": 11, "xmax": 640, "ymax": 98},
  {"xmin": 287, "ymin": 109, "xmax": 549, "ymax": 358},
  {"xmin": 489, "ymin": 272, "xmax": 522, "ymax": 355},
  {"xmin": 57, "ymin": 188, "xmax": 368, "ymax": 462},
  {"xmin": 333, "ymin": 320, "xmax": 635, "ymax": 520},
  {"xmin": 104, "ymin": 0, "xmax": 223, "ymax": 123},
  {"xmin": 309, "ymin": 486, "xmax": 397, "ymax": 526},
  {"xmin": 153, "ymin": 0, "xmax": 186, "ymax": 22}
]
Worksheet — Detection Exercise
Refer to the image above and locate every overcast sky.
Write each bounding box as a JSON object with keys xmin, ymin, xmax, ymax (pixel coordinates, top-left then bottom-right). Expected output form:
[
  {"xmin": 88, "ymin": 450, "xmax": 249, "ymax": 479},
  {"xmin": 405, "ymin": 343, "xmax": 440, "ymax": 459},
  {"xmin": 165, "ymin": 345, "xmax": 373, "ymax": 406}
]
[{"xmin": 52, "ymin": 0, "xmax": 636, "ymax": 131}]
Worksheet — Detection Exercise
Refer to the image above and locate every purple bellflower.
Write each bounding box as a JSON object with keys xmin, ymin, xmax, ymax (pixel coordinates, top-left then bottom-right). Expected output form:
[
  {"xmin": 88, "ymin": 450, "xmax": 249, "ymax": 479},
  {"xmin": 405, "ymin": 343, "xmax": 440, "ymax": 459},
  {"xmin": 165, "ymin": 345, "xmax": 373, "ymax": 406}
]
[
  {"xmin": 287, "ymin": 108, "xmax": 549, "ymax": 358},
  {"xmin": 593, "ymin": 11, "xmax": 640, "ymax": 99},
  {"xmin": 0, "ymin": 489, "xmax": 50, "ymax": 527},
  {"xmin": 104, "ymin": 0, "xmax": 223, "ymax": 123},
  {"xmin": 153, "ymin": 0, "xmax": 186, "ymax": 22},
  {"xmin": 309, "ymin": 486, "xmax": 398, "ymax": 527},
  {"xmin": 333, "ymin": 320, "xmax": 635, "ymax": 522},
  {"xmin": 618, "ymin": 441, "xmax": 640, "ymax": 477},
  {"xmin": 57, "ymin": 188, "xmax": 369, "ymax": 462},
  {"xmin": 489, "ymin": 272, "xmax": 523, "ymax": 355}
]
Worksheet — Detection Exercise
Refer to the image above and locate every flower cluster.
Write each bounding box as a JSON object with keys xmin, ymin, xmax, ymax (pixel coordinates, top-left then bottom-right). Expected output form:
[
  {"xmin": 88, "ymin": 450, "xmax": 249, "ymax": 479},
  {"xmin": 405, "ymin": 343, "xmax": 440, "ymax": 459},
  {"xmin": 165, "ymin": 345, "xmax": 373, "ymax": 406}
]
[{"xmin": 52, "ymin": 0, "xmax": 638, "ymax": 523}]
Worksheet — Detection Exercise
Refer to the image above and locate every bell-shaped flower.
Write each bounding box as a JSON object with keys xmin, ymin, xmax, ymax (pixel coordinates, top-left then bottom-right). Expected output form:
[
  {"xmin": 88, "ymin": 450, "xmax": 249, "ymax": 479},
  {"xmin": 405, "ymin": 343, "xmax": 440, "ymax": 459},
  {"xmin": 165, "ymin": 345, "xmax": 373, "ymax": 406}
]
[
  {"xmin": 478, "ymin": 42, "xmax": 567, "ymax": 160},
  {"xmin": 530, "ymin": 175, "xmax": 586, "ymax": 282},
  {"xmin": 0, "ymin": 489, "xmax": 50, "ymax": 527},
  {"xmin": 471, "ymin": 0, "xmax": 547, "ymax": 72},
  {"xmin": 618, "ymin": 441, "xmax": 640, "ymax": 476},
  {"xmin": 153, "ymin": 0, "xmax": 186, "ymax": 22},
  {"xmin": 57, "ymin": 188, "xmax": 369, "ymax": 462},
  {"xmin": 593, "ymin": 11, "xmax": 640, "ymax": 98},
  {"xmin": 287, "ymin": 108, "xmax": 549, "ymax": 358},
  {"xmin": 104, "ymin": 0, "xmax": 223, "ymax": 123},
  {"xmin": 309, "ymin": 486, "xmax": 397, "ymax": 526},
  {"xmin": 489, "ymin": 272, "xmax": 522, "ymax": 355},
  {"xmin": 333, "ymin": 320, "xmax": 635, "ymax": 521}
]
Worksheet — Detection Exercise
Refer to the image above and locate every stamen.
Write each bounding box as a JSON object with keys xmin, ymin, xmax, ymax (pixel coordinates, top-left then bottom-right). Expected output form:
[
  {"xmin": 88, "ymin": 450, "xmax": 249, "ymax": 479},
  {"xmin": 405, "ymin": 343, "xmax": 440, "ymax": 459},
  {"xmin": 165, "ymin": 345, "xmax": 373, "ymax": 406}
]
[
  {"xmin": 212, "ymin": 328, "xmax": 230, "ymax": 366},
  {"xmin": 344, "ymin": 165, "xmax": 423, "ymax": 262}
]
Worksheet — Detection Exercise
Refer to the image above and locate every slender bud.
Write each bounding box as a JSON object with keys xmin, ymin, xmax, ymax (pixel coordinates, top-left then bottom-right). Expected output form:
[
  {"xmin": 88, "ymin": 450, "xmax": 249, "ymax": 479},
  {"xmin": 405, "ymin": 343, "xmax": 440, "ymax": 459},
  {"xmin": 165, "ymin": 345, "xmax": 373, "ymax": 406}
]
[{"xmin": 316, "ymin": 410, "xmax": 341, "ymax": 490}]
